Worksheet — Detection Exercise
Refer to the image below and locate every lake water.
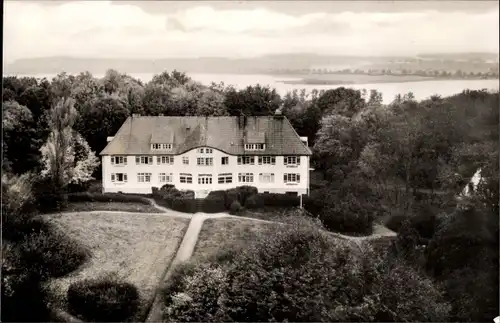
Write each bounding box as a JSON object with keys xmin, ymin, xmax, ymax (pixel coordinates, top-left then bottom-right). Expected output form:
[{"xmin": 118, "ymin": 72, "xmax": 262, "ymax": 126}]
[{"xmin": 7, "ymin": 72, "xmax": 499, "ymax": 105}]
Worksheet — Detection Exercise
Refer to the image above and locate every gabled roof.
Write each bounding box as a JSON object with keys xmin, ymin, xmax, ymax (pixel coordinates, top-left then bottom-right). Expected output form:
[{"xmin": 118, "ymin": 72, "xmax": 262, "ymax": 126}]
[{"xmin": 100, "ymin": 116, "xmax": 312, "ymax": 156}]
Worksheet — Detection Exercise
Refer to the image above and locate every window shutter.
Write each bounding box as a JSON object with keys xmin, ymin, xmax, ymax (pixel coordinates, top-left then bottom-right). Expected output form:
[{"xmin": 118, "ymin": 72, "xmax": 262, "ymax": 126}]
[
  {"xmin": 136, "ymin": 157, "xmax": 140, "ymax": 164},
  {"xmin": 149, "ymin": 157, "xmax": 153, "ymax": 164},
  {"xmin": 271, "ymin": 157, "xmax": 275, "ymax": 165},
  {"xmin": 258, "ymin": 157, "xmax": 262, "ymax": 165},
  {"xmin": 284, "ymin": 157, "xmax": 288, "ymax": 165},
  {"xmin": 297, "ymin": 157, "xmax": 301, "ymax": 165},
  {"xmin": 283, "ymin": 174, "xmax": 287, "ymax": 182},
  {"xmin": 124, "ymin": 157, "xmax": 127, "ymax": 165},
  {"xmin": 297, "ymin": 174, "xmax": 301, "ymax": 182},
  {"xmin": 111, "ymin": 174, "xmax": 115, "ymax": 181},
  {"xmin": 157, "ymin": 156, "xmax": 161, "ymax": 164},
  {"xmin": 111, "ymin": 157, "xmax": 115, "ymax": 165},
  {"xmin": 237, "ymin": 157, "xmax": 241, "ymax": 165},
  {"xmin": 124, "ymin": 174, "xmax": 128, "ymax": 182},
  {"xmin": 170, "ymin": 157, "xmax": 174, "ymax": 164}
]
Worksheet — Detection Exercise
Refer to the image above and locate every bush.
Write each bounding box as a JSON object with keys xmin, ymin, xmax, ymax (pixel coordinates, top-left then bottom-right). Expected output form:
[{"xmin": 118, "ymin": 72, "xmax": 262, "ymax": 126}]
[
  {"xmin": 319, "ymin": 194, "xmax": 375, "ymax": 235},
  {"xmin": 67, "ymin": 277, "xmax": 140, "ymax": 322},
  {"xmin": 67, "ymin": 192, "xmax": 150, "ymax": 204},
  {"xmin": 2, "ymin": 242, "xmax": 51, "ymax": 322},
  {"xmin": 385, "ymin": 214, "xmax": 407, "ymax": 233},
  {"xmin": 171, "ymin": 197, "xmax": 197, "ymax": 213},
  {"xmin": 18, "ymin": 221, "xmax": 90, "ymax": 279},
  {"xmin": 236, "ymin": 186, "xmax": 258, "ymax": 206},
  {"xmin": 202, "ymin": 195, "xmax": 226, "ymax": 213},
  {"xmin": 162, "ymin": 217, "xmax": 450, "ymax": 322},
  {"xmin": 259, "ymin": 193, "xmax": 300, "ymax": 207},
  {"xmin": 224, "ymin": 188, "xmax": 240, "ymax": 209},
  {"xmin": 229, "ymin": 201, "xmax": 242, "ymax": 215},
  {"xmin": 244, "ymin": 194, "xmax": 265, "ymax": 209}
]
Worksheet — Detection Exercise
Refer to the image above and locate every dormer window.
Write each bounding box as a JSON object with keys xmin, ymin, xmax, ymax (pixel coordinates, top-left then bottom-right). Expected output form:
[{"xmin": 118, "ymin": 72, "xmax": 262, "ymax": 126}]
[
  {"xmin": 245, "ymin": 143, "xmax": 265, "ymax": 151},
  {"xmin": 152, "ymin": 143, "xmax": 172, "ymax": 151}
]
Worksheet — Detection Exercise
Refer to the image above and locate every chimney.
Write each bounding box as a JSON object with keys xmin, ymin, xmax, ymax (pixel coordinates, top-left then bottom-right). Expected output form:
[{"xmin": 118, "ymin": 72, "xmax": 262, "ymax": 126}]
[
  {"xmin": 107, "ymin": 136, "xmax": 114, "ymax": 142},
  {"xmin": 132, "ymin": 113, "xmax": 140, "ymax": 118},
  {"xmin": 274, "ymin": 109, "xmax": 283, "ymax": 119}
]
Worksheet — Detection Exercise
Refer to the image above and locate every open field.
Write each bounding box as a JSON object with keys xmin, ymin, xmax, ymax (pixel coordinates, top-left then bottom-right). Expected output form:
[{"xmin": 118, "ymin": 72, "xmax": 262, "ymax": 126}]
[
  {"xmin": 63, "ymin": 201, "xmax": 163, "ymax": 213},
  {"xmin": 41, "ymin": 211, "xmax": 190, "ymax": 321}
]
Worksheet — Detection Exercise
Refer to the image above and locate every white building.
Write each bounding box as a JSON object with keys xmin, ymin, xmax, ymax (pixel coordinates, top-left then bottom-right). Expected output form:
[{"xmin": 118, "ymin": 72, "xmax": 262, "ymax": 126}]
[{"xmin": 100, "ymin": 114, "xmax": 312, "ymax": 198}]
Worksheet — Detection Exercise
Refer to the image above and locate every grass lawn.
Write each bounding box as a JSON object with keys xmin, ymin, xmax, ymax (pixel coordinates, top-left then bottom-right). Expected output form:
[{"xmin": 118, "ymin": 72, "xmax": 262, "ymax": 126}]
[
  {"xmin": 192, "ymin": 217, "xmax": 277, "ymax": 262},
  {"xmin": 63, "ymin": 201, "xmax": 163, "ymax": 213},
  {"xmin": 41, "ymin": 211, "xmax": 190, "ymax": 321}
]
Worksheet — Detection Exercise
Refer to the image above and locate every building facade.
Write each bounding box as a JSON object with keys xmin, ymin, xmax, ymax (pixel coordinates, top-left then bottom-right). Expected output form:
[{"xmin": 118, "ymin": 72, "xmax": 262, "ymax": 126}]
[{"xmin": 100, "ymin": 114, "xmax": 312, "ymax": 198}]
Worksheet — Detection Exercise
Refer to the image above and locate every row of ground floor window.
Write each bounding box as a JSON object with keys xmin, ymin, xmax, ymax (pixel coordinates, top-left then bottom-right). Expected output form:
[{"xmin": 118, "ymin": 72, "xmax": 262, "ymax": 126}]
[{"xmin": 110, "ymin": 172, "xmax": 302, "ymax": 184}]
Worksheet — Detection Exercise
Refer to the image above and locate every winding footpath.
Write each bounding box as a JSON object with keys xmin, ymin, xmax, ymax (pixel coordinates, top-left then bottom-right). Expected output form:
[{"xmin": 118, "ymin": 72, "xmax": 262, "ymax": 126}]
[{"xmin": 47, "ymin": 199, "xmax": 396, "ymax": 323}]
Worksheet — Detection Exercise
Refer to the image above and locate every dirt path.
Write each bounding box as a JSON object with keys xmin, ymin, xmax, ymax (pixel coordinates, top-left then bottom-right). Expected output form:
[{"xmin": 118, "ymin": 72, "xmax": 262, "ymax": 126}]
[{"xmin": 145, "ymin": 212, "xmax": 228, "ymax": 323}]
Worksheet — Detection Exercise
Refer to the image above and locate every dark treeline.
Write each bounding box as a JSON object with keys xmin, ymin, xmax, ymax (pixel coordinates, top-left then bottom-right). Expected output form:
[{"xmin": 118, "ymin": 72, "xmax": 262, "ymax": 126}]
[{"xmin": 2, "ymin": 69, "xmax": 499, "ymax": 322}]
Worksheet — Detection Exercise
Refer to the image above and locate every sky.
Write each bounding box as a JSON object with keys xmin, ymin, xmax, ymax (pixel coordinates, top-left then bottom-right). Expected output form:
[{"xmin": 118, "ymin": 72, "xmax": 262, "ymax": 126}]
[{"xmin": 3, "ymin": 1, "xmax": 499, "ymax": 63}]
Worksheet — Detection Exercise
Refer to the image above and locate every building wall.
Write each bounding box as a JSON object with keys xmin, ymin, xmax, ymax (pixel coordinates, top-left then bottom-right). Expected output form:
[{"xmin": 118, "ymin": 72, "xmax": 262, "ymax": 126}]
[{"xmin": 102, "ymin": 147, "xmax": 310, "ymax": 197}]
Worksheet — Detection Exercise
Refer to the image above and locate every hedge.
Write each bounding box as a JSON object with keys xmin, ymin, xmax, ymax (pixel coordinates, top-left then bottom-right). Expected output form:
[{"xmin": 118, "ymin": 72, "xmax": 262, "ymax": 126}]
[
  {"xmin": 152, "ymin": 186, "xmax": 196, "ymax": 213},
  {"xmin": 259, "ymin": 193, "xmax": 300, "ymax": 207},
  {"xmin": 68, "ymin": 277, "xmax": 140, "ymax": 322},
  {"xmin": 67, "ymin": 192, "xmax": 151, "ymax": 204}
]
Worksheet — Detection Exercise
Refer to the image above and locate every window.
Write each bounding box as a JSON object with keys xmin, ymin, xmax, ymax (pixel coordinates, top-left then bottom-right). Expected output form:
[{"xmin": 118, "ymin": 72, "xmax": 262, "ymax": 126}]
[
  {"xmin": 284, "ymin": 156, "xmax": 301, "ymax": 166},
  {"xmin": 245, "ymin": 143, "xmax": 265, "ymax": 151},
  {"xmin": 221, "ymin": 157, "xmax": 229, "ymax": 165},
  {"xmin": 159, "ymin": 173, "xmax": 173, "ymax": 183},
  {"xmin": 136, "ymin": 156, "xmax": 153, "ymax": 165},
  {"xmin": 258, "ymin": 156, "xmax": 276, "ymax": 165},
  {"xmin": 237, "ymin": 156, "xmax": 255, "ymax": 165},
  {"xmin": 182, "ymin": 157, "xmax": 189, "ymax": 165},
  {"xmin": 180, "ymin": 173, "xmax": 193, "ymax": 184},
  {"xmin": 111, "ymin": 173, "xmax": 128, "ymax": 182},
  {"xmin": 198, "ymin": 148, "xmax": 204, "ymax": 153},
  {"xmin": 206, "ymin": 148, "xmax": 213, "ymax": 154},
  {"xmin": 284, "ymin": 173, "xmax": 300, "ymax": 183},
  {"xmin": 198, "ymin": 174, "xmax": 213, "ymax": 184},
  {"xmin": 111, "ymin": 156, "xmax": 127, "ymax": 165},
  {"xmin": 157, "ymin": 156, "xmax": 174, "ymax": 165},
  {"xmin": 259, "ymin": 173, "xmax": 275, "ymax": 183},
  {"xmin": 218, "ymin": 173, "xmax": 233, "ymax": 184},
  {"xmin": 238, "ymin": 173, "xmax": 254, "ymax": 183},
  {"xmin": 152, "ymin": 143, "xmax": 172, "ymax": 150},
  {"xmin": 197, "ymin": 157, "xmax": 213, "ymax": 166},
  {"xmin": 137, "ymin": 172, "xmax": 152, "ymax": 183}
]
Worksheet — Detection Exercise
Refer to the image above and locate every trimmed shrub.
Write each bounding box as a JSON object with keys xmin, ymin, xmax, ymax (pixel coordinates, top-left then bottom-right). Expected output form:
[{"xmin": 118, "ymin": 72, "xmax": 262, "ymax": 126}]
[
  {"xmin": 229, "ymin": 201, "xmax": 242, "ymax": 215},
  {"xmin": 162, "ymin": 217, "xmax": 450, "ymax": 322},
  {"xmin": 67, "ymin": 192, "xmax": 151, "ymax": 204},
  {"xmin": 202, "ymin": 195, "xmax": 226, "ymax": 213},
  {"xmin": 385, "ymin": 214, "xmax": 407, "ymax": 233},
  {"xmin": 171, "ymin": 197, "xmax": 197, "ymax": 213},
  {"xmin": 244, "ymin": 194, "xmax": 265, "ymax": 209},
  {"xmin": 67, "ymin": 277, "xmax": 140, "ymax": 322},
  {"xmin": 224, "ymin": 188, "xmax": 240, "ymax": 209},
  {"xmin": 18, "ymin": 221, "xmax": 90, "ymax": 279},
  {"xmin": 259, "ymin": 193, "xmax": 300, "ymax": 207},
  {"xmin": 236, "ymin": 186, "xmax": 258, "ymax": 206}
]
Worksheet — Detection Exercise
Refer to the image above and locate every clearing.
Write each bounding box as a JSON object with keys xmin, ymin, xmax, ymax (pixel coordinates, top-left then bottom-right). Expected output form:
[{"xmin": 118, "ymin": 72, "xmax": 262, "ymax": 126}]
[{"xmin": 41, "ymin": 211, "xmax": 190, "ymax": 321}]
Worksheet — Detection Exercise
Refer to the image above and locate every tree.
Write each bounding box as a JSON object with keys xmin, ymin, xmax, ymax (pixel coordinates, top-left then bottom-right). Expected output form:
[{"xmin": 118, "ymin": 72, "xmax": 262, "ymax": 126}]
[
  {"xmin": 313, "ymin": 115, "xmax": 366, "ymax": 180},
  {"xmin": 39, "ymin": 97, "xmax": 99, "ymax": 191},
  {"xmin": 2, "ymin": 101, "xmax": 39, "ymax": 174},
  {"xmin": 315, "ymin": 87, "xmax": 366, "ymax": 118},
  {"xmin": 224, "ymin": 84, "xmax": 281, "ymax": 116},
  {"xmin": 163, "ymin": 217, "xmax": 450, "ymax": 322}
]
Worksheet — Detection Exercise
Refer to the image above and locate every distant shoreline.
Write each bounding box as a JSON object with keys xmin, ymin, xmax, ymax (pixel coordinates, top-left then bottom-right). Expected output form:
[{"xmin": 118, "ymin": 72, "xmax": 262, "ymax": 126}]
[{"xmin": 275, "ymin": 75, "xmax": 500, "ymax": 85}]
